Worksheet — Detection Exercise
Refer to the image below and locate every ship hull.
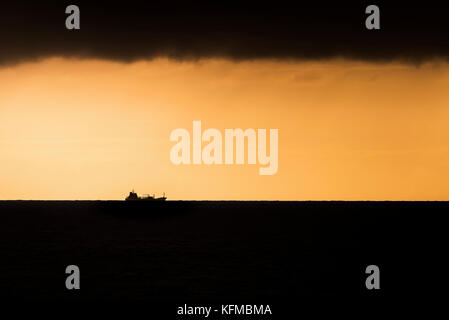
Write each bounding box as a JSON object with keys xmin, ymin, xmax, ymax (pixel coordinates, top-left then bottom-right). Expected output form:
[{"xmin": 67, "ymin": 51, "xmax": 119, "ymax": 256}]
[{"xmin": 125, "ymin": 197, "xmax": 167, "ymax": 201}]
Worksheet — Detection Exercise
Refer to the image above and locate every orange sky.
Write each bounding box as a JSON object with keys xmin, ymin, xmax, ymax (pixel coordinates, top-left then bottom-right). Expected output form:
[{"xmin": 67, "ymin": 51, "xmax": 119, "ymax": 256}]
[{"xmin": 1, "ymin": 58, "xmax": 449, "ymax": 200}]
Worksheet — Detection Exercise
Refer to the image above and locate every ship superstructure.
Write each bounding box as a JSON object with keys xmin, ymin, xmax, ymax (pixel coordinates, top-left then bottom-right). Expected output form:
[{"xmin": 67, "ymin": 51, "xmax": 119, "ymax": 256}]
[{"xmin": 125, "ymin": 190, "xmax": 167, "ymax": 201}]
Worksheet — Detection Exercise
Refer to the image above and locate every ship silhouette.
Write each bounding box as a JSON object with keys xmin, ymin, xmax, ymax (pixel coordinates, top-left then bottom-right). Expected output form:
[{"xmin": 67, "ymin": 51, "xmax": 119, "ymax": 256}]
[{"xmin": 125, "ymin": 190, "xmax": 167, "ymax": 201}]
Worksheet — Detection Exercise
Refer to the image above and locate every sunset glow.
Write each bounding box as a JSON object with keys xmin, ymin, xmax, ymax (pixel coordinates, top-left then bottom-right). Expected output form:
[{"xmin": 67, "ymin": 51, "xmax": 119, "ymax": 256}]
[{"xmin": 1, "ymin": 58, "xmax": 449, "ymax": 200}]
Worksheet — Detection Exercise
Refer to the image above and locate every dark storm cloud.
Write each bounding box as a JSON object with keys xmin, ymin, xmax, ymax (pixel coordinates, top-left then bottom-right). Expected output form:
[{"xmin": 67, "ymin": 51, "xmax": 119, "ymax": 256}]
[{"xmin": 1, "ymin": 2, "xmax": 449, "ymax": 65}]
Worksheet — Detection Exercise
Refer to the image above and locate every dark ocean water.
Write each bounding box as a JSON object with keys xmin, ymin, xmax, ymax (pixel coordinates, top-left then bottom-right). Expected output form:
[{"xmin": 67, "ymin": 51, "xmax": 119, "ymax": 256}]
[{"xmin": 0, "ymin": 201, "xmax": 447, "ymax": 301}]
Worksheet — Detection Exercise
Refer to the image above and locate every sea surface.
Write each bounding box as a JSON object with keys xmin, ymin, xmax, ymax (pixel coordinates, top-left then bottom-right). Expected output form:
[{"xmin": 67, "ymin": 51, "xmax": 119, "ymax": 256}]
[{"xmin": 0, "ymin": 201, "xmax": 447, "ymax": 301}]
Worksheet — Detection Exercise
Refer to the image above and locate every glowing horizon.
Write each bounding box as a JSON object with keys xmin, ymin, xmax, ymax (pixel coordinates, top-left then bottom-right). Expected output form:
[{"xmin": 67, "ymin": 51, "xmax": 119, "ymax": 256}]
[{"xmin": 1, "ymin": 58, "xmax": 449, "ymax": 200}]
